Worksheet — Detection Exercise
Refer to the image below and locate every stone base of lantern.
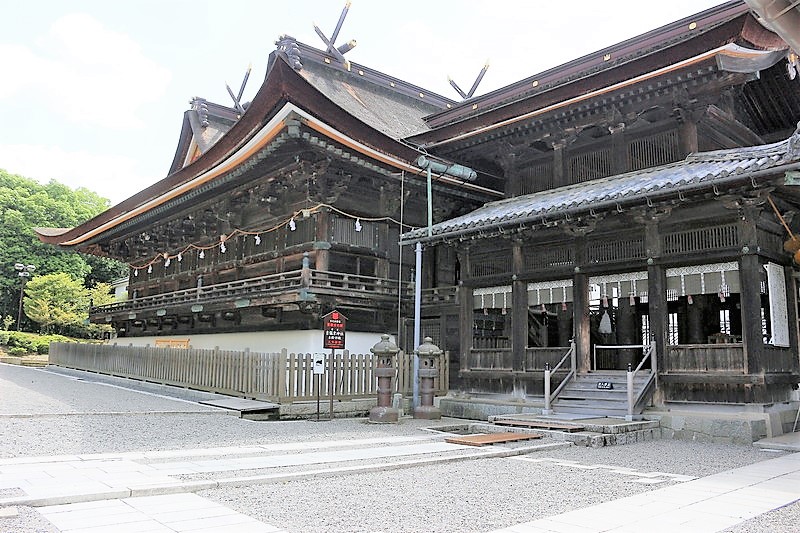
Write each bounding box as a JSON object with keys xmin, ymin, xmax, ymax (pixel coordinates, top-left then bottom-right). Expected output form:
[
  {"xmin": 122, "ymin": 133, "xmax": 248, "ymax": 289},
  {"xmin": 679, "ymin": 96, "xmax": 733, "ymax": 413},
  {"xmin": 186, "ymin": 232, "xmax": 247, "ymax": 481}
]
[
  {"xmin": 369, "ymin": 405, "xmax": 400, "ymax": 423},
  {"xmin": 413, "ymin": 405, "xmax": 441, "ymax": 420}
]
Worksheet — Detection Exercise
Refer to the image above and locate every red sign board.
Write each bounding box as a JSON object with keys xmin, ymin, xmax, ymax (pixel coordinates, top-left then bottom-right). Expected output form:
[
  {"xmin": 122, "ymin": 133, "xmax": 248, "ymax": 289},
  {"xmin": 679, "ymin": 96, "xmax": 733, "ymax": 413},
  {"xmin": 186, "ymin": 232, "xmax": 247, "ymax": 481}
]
[{"xmin": 322, "ymin": 310, "xmax": 347, "ymax": 350}]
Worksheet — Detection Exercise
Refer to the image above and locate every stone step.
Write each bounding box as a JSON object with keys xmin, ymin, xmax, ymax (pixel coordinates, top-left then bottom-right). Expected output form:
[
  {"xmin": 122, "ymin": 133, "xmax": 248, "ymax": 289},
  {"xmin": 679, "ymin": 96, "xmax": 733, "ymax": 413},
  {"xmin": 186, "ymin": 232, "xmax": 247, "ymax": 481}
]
[
  {"xmin": 553, "ymin": 407, "xmax": 629, "ymax": 418},
  {"xmin": 559, "ymin": 390, "xmax": 631, "ymax": 400},
  {"xmin": 556, "ymin": 397, "xmax": 629, "ymax": 408},
  {"xmin": 572, "ymin": 375, "xmax": 650, "ymax": 384}
]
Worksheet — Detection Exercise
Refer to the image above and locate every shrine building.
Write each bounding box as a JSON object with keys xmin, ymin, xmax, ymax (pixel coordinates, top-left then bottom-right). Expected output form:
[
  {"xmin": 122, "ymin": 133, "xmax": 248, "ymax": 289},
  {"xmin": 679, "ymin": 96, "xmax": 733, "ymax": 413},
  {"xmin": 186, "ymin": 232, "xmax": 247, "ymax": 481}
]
[{"xmin": 37, "ymin": 0, "xmax": 800, "ymax": 422}]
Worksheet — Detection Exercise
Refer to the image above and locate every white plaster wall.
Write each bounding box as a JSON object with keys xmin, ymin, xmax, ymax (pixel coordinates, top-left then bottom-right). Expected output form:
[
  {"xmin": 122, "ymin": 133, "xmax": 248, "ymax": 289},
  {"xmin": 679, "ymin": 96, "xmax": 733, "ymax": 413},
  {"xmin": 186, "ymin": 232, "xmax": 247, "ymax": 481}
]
[{"xmin": 112, "ymin": 330, "xmax": 395, "ymax": 355}]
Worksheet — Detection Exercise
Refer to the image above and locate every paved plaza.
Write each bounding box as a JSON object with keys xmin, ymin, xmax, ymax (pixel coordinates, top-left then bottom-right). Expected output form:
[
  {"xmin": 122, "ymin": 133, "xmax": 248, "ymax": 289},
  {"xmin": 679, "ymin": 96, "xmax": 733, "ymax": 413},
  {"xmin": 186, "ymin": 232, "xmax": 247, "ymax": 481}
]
[{"xmin": 1, "ymin": 363, "xmax": 800, "ymax": 532}]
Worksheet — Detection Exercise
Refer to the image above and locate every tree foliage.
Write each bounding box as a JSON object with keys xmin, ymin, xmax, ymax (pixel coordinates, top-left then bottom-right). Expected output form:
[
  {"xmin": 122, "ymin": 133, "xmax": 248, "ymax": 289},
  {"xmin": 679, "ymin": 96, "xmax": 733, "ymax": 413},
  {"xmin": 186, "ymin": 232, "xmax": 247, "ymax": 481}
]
[
  {"xmin": 23, "ymin": 273, "xmax": 86, "ymax": 334},
  {"xmin": 23, "ymin": 274, "xmax": 114, "ymax": 337},
  {"xmin": 0, "ymin": 169, "xmax": 127, "ymax": 329}
]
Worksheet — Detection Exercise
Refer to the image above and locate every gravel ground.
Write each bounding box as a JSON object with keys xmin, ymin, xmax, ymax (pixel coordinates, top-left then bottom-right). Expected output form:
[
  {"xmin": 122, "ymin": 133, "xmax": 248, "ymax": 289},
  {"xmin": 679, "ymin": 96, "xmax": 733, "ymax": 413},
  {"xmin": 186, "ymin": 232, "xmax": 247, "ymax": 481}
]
[
  {"xmin": 202, "ymin": 440, "xmax": 785, "ymax": 533},
  {"xmin": 723, "ymin": 500, "xmax": 800, "ymax": 532},
  {"xmin": 1, "ymin": 363, "xmax": 798, "ymax": 533}
]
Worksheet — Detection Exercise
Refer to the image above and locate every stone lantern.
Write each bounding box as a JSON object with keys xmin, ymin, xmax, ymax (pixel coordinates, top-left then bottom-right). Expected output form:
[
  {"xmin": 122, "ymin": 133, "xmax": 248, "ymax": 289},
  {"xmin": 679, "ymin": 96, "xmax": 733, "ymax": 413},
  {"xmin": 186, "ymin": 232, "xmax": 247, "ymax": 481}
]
[
  {"xmin": 413, "ymin": 336, "xmax": 442, "ymax": 420},
  {"xmin": 369, "ymin": 334, "xmax": 400, "ymax": 423}
]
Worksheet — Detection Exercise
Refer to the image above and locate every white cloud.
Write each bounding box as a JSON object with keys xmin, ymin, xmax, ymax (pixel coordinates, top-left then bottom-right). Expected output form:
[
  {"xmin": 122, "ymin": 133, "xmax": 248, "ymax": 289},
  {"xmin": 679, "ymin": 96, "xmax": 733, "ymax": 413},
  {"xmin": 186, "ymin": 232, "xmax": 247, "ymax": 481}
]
[
  {"xmin": 0, "ymin": 13, "xmax": 171, "ymax": 130},
  {"xmin": 0, "ymin": 144, "xmax": 159, "ymax": 205}
]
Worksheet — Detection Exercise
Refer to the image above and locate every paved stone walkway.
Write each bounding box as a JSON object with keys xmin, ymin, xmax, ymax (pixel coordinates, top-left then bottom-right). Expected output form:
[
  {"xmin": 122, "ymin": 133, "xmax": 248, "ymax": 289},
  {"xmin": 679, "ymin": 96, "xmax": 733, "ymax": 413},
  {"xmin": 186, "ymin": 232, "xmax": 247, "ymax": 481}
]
[
  {"xmin": 492, "ymin": 451, "xmax": 800, "ymax": 533},
  {"xmin": 39, "ymin": 494, "xmax": 281, "ymax": 533},
  {"xmin": 3, "ymin": 438, "xmax": 800, "ymax": 531},
  {"xmin": 0, "ymin": 434, "xmax": 559, "ymax": 531}
]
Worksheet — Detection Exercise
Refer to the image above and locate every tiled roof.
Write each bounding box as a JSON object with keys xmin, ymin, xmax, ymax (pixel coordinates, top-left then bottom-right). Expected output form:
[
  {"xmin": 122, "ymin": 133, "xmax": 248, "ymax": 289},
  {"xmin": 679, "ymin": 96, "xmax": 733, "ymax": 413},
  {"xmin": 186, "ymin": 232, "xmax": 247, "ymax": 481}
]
[{"xmin": 402, "ymin": 128, "xmax": 800, "ymax": 243}]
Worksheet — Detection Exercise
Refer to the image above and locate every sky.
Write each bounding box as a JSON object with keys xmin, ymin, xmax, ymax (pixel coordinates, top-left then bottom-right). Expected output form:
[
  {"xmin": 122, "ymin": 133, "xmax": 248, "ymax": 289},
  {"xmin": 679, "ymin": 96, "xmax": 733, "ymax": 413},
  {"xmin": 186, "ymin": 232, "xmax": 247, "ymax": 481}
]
[{"xmin": 0, "ymin": 0, "xmax": 726, "ymax": 206}]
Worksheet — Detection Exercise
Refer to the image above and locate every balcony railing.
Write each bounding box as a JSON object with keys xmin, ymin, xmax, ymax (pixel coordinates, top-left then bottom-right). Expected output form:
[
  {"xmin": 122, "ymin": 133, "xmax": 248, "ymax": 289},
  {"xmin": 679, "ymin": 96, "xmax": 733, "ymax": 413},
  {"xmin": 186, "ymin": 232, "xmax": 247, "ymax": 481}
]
[{"xmin": 93, "ymin": 269, "xmax": 466, "ymax": 319}]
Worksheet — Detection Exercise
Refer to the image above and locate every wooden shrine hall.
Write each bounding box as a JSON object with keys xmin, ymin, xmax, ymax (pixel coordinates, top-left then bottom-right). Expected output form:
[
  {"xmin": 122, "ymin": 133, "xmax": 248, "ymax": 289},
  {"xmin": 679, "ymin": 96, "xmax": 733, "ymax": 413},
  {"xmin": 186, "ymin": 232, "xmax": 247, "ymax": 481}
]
[{"xmin": 37, "ymin": 1, "xmax": 800, "ymax": 422}]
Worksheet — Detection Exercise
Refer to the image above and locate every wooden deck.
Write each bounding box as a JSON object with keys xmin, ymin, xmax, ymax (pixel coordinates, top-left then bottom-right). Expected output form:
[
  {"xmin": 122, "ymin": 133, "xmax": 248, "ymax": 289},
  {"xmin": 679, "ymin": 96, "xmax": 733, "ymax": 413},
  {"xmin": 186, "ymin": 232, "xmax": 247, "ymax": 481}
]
[
  {"xmin": 493, "ymin": 419, "xmax": 585, "ymax": 432},
  {"xmin": 445, "ymin": 432, "xmax": 543, "ymax": 447}
]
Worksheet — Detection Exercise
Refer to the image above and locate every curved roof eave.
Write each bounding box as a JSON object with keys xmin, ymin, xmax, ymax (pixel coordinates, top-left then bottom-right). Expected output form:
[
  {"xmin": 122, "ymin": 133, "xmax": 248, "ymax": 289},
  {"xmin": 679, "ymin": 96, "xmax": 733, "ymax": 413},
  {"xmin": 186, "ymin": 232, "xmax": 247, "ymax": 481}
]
[{"xmin": 37, "ymin": 53, "xmax": 500, "ymax": 248}]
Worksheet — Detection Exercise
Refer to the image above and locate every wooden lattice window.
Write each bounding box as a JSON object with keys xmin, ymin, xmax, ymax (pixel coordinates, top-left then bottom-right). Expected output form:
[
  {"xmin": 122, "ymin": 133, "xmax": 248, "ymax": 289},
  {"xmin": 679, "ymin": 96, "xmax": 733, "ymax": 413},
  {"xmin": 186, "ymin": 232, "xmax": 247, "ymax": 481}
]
[
  {"xmin": 663, "ymin": 224, "xmax": 739, "ymax": 255},
  {"xmin": 522, "ymin": 244, "xmax": 574, "ymax": 271},
  {"xmin": 757, "ymin": 228, "xmax": 784, "ymax": 255},
  {"xmin": 588, "ymin": 237, "xmax": 645, "ymax": 264},
  {"xmin": 519, "ymin": 159, "xmax": 553, "ymax": 194},
  {"xmin": 285, "ymin": 216, "xmax": 316, "ymax": 247},
  {"xmin": 331, "ymin": 216, "xmax": 377, "ymax": 248},
  {"xmin": 470, "ymin": 254, "xmax": 511, "ymax": 278},
  {"xmin": 627, "ymin": 129, "xmax": 681, "ymax": 171},
  {"xmin": 568, "ymin": 148, "xmax": 612, "ymax": 183}
]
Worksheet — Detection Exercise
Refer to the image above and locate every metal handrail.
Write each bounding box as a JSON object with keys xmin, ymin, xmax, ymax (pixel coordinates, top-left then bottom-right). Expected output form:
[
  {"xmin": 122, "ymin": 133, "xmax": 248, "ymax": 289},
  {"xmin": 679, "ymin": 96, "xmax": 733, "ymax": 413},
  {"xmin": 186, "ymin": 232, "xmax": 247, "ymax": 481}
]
[
  {"xmin": 627, "ymin": 341, "xmax": 657, "ymax": 420},
  {"xmin": 544, "ymin": 341, "xmax": 576, "ymax": 414}
]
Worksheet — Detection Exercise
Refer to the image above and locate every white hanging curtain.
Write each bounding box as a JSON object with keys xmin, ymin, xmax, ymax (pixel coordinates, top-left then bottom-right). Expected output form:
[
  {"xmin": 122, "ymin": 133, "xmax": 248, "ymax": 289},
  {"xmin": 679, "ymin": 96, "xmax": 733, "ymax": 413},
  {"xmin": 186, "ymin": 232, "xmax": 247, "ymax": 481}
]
[
  {"xmin": 588, "ymin": 271, "xmax": 648, "ymax": 301},
  {"xmin": 666, "ymin": 262, "xmax": 740, "ymax": 296},
  {"xmin": 527, "ymin": 279, "xmax": 573, "ymax": 305},
  {"xmin": 473, "ymin": 285, "xmax": 512, "ymax": 309}
]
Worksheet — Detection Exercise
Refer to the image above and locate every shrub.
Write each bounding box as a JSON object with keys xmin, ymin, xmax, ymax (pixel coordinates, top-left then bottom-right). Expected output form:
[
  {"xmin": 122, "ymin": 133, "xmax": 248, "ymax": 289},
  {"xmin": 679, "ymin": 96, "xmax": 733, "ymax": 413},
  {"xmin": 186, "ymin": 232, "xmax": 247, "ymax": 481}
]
[
  {"xmin": 36, "ymin": 341, "xmax": 50, "ymax": 355},
  {"xmin": 8, "ymin": 347, "xmax": 28, "ymax": 356},
  {"xmin": 0, "ymin": 332, "xmax": 9, "ymax": 345},
  {"xmin": 7, "ymin": 332, "xmax": 34, "ymax": 351}
]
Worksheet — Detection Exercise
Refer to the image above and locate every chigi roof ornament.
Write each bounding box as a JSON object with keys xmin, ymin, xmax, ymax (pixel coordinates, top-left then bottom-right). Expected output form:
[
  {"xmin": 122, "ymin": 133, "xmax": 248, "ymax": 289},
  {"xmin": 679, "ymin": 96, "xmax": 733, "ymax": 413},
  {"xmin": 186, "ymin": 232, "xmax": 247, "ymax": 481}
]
[{"xmin": 313, "ymin": 1, "xmax": 357, "ymax": 69}]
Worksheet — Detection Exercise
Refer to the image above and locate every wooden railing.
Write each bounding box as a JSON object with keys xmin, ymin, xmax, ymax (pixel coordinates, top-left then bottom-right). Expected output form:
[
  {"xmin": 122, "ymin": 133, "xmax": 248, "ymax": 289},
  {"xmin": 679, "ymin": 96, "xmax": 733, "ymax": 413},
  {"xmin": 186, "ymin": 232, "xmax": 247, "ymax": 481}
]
[
  {"xmin": 92, "ymin": 270, "xmax": 456, "ymax": 319},
  {"xmin": 761, "ymin": 345, "xmax": 797, "ymax": 373},
  {"xmin": 525, "ymin": 347, "xmax": 572, "ymax": 371},
  {"xmin": 420, "ymin": 286, "xmax": 458, "ymax": 305},
  {"xmin": 593, "ymin": 344, "xmax": 650, "ymax": 371},
  {"xmin": 49, "ymin": 342, "xmax": 448, "ymax": 404},
  {"xmin": 466, "ymin": 348, "xmax": 512, "ymax": 370},
  {"xmin": 665, "ymin": 344, "xmax": 746, "ymax": 374},
  {"xmin": 94, "ymin": 270, "xmax": 306, "ymax": 314}
]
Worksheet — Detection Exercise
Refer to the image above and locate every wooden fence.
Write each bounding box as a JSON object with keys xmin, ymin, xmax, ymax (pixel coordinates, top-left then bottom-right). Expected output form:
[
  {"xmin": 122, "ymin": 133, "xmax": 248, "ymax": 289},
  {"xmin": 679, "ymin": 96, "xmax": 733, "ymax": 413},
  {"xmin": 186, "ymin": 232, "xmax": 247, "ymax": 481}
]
[
  {"xmin": 665, "ymin": 344, "xmax": 746, "ymax": 373},
  {"xmin": 49, "ymin": 342, "xmax": 448, "ymax": 404}
]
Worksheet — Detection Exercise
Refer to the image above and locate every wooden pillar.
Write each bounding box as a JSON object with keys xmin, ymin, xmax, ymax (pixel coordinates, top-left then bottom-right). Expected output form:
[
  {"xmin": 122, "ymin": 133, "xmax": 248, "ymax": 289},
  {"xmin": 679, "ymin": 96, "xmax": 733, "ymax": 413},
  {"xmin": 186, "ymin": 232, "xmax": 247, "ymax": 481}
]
[
  {"xmin": 315, "ymin": 209, "xmax": 330, "ymax": 272},
  {"xmin": 686, "ymin": 296, "xmax": 706, "ymax": 344},
  {"xmin": 573, "ymin": 236, "xmax": 590, "ymax": 372},
  {"xmin": 648, "ymin": 263, "xmax": 668, "ymax": 371},
  {"xmin": 511, "ymin": 241, "xmax": 527, "ymax": 372},
  {"xmin": 739, "ymin": 204, "xmax": 763, "ymax": 374},
  {"xmin": 786, "ymin": 268, "xmax": 799, "ymax": 372},
  {"xmin": 458, "ymin": 282, "xmax": 474, "ymax": 375},
  {"xmin": 616, "ymin": 296, "xmax": 637, "ymax": 367},
  {"xmin": 558, "ymin": 302, "xmax": 573, "ymax": 346},
  {"xmin": 458, "ymin": 248, "xmax": 473, "ymax": 374},
  {"xmin": 552, "ymin": 140, "xmax": 567, "ymax": 188},
  {"xmin": 676, "ymin": 104, "xmax": 703, "ymax": 156},
  {"xmin": 573, "ymin": 272, "xmax": 590, "ymax": 372},
  {"xmin": 739, "ymin": 253, "xmax": 764, "ymax": 374},
  {"xmin": 610, "ymin": 123, "xmax": 628, "ymax": 175},
  {"xmin": 643, "ymin": 214, "xmax": 668, "ymax": 371}
]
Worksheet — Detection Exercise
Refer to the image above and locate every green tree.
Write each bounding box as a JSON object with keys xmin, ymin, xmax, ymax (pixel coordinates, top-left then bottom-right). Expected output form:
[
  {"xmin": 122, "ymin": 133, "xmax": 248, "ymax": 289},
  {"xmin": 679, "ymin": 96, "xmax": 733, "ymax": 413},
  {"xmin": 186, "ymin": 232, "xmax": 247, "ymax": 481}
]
[
  {"xmin": 0, "ymin": 169, "xmax": 127, "ymax": 327},
  {"xmin": 23, "ymin": 273, "xmax": 87, "ymax": 334}
]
